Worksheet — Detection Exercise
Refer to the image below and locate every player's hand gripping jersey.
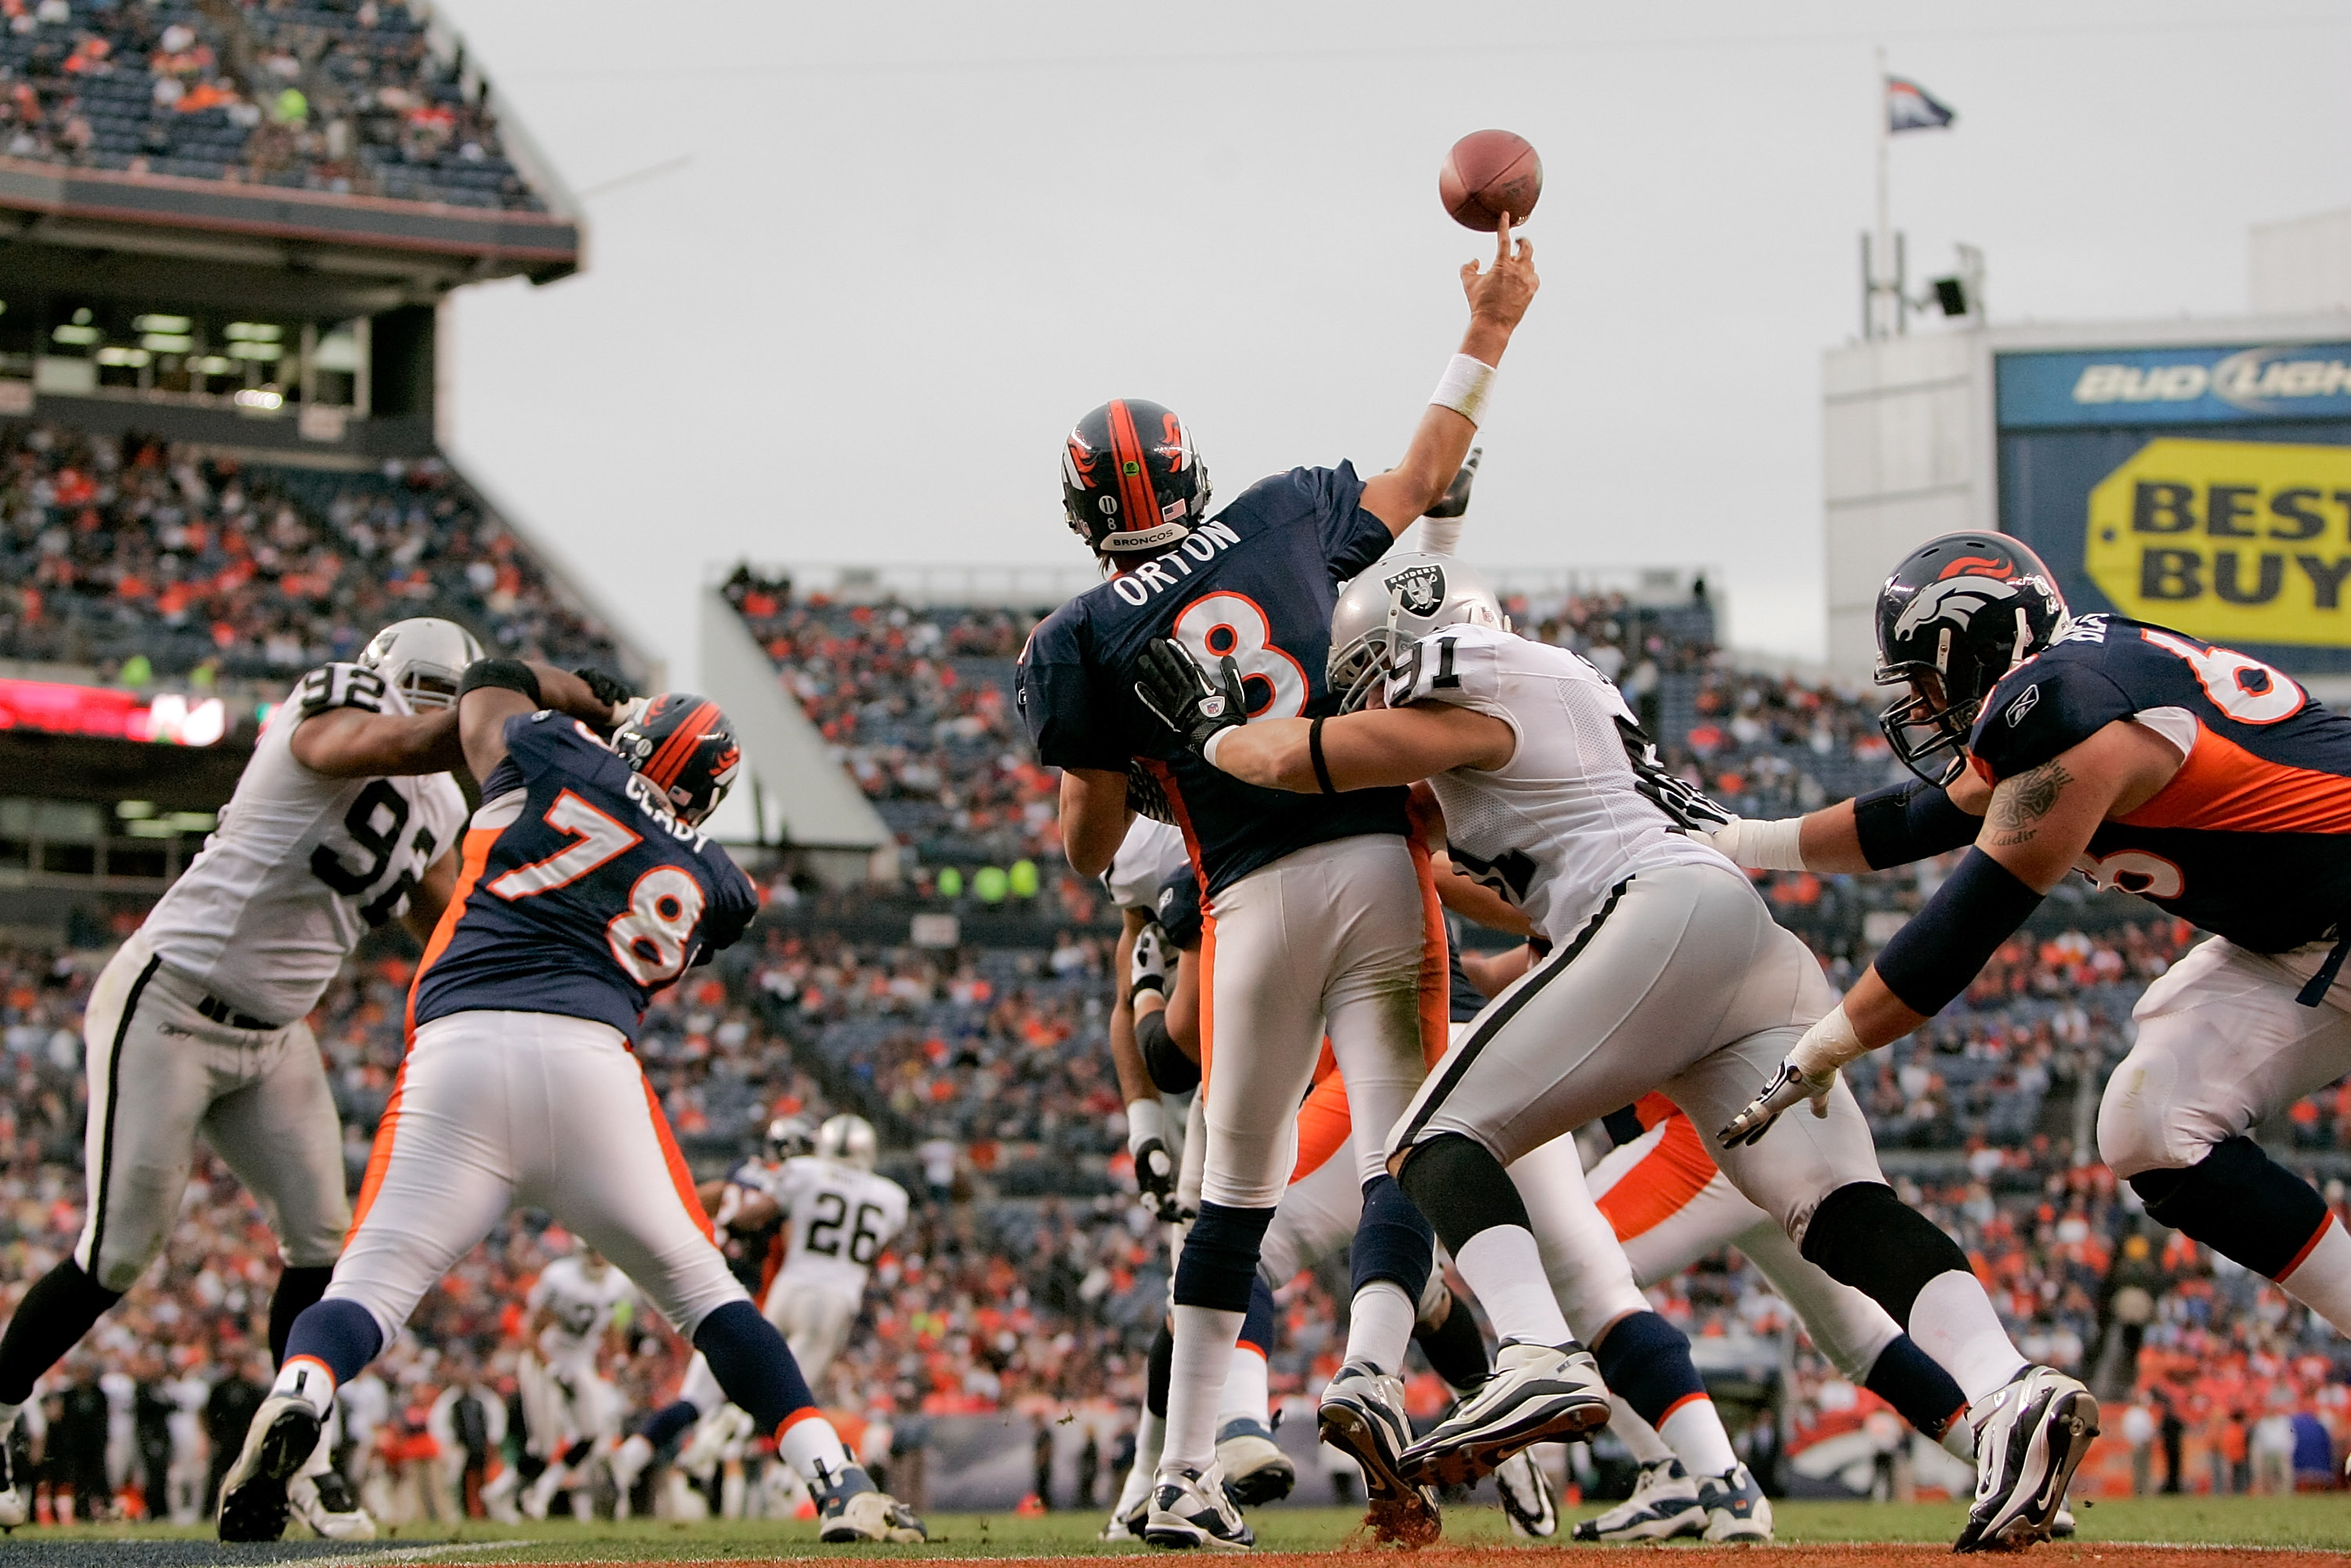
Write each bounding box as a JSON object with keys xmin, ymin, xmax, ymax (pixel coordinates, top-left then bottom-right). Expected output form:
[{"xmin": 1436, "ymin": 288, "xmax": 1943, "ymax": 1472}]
[
  {"xmin": 773, "ymin": 1155, "xmax": 909, "ymax": 1295},
  {"xmin": 140, "ymin": 662, "xmax": 466, "ymax": 1023},
  {"xmin": 1020, "ymin": 465, "xmax": 1408, "ymax": 894},
  {"xmin": 1387, "ymin": 622, "xmax": 1726, "ymax": 943},
  {"xmin": 1969, "ymin": 614, "xmax": 2351, "ymax": 955},
  {"xmin": 411, "ymin": 713, "xmax": 759, "ymax": 1037}
]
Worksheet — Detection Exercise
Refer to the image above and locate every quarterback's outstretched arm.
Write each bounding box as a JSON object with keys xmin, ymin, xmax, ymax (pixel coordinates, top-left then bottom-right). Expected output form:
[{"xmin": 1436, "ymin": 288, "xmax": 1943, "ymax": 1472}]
[
  {"xmin": 1720, "ymin": 719, "xmax": 2180, "ymax": 1145},
  {"xmin": 1357, "ymin": 215, "xmax": 1538, "ymax": 535}
]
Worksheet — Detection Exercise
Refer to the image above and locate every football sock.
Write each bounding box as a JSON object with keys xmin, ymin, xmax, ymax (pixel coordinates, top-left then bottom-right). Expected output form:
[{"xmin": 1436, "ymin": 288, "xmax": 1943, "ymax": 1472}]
[
  {"xmin": 267, "ymin": 1265, "xmax": 335, "ymax": 1368},
  {"xmin": 1594, "ymin": 1309, "xmax": 1737, "ymax": 1476},
  {"xmin": 1411, "ymin": 1295, "xmax": 1489, "ymax": 1392},
  {"xmin": 1114, "ymin": 1410, "xmax": 1164, "ymax": 1515},
  {"xmin": 1864, "ymin": 1333, "xmax": 1971, "ymax": 1442},
  {"xmin": 2280, "ymin": 1217, "xmax": 2351, "ymax": 1335},
  {"xmin": 1161, "ymin": 1304, "xmax": 1244, "ymax": 1475},
  {"xmin": 1146, "ymin": 1318, "xmax": 1173, "ymax": 1418},
  {"xmin": 278, "ymin": 1298, "xmax": 382, "ymax": 1391},
  {"xmin": 1907, "ymin": 1272, "xmax": 2027, "ymax": 1407},
  {"xmin": 1607, "ymin": 1395, "xmax": 1676, "ymax": 1466},
  {"xmin": 643, "ymin": 1398, "xmax": 702, "ymax": 1450},
  {"xmin": 1340, "ymin": 1281, "xmax": 1416, "ymax": 1377},
  {"xmin": 694, "ymin": 1299, "xmax": 816, "ymax": 1436},
  {"xmin": 0, "ymin": 1259, "xmax": 121, "ymax": 1405},
  {"xmin": 1453, "ymin": 1226, "xmax": 1571, "ymax": 1345},
  {"xmin": 1216, "ymin": 1343, "xmax": 1270, "ymax": 1427},
  {"xmin": 271, "ymin": 1353, "xmax": 339, "ymax": 1420},
  {"xmin": 777, "ymin": 1413, "xmax": 860, "ymax": 1492}
]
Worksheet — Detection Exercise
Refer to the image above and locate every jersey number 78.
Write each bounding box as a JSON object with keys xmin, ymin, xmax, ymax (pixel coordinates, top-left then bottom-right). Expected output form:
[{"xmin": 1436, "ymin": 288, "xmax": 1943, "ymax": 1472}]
[{"xmin": 487, "ymin": 790, "xmax": 706, "ymax": 986}]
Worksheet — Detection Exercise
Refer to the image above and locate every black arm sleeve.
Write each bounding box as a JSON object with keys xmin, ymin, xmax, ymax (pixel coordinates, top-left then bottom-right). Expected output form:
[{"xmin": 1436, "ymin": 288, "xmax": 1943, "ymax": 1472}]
[
  {"xmin": 1850, "ymin": 778, "xmax": 1981, "ymax": 870},
  {"xmin": 1136, "ymin": 1009, "xmax": 1201, "ymax": 1095},
  {"xmin": 1871, "ymin": 849, "xmax": 2045, "ymax": 1017}
]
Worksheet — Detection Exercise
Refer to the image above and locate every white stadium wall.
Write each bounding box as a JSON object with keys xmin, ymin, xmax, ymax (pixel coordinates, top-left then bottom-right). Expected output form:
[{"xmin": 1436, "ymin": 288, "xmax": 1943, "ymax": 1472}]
[{"xmin": 2251, "ymin": 208, "xmax": 2351, "ymax": 317}]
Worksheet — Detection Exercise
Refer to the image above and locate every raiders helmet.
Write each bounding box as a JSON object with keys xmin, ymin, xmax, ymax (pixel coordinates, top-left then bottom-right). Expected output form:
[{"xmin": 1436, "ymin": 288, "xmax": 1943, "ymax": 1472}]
[
  {"xmin": 612, "ymin": 693, "xmax": 742, "ymax": 826},
  {"xmin": 1875, "ymin": 531, "xmax": 2069, "ymax": 784},
  {"xmin": 357, "ymin": 617, "xmax": 483, "ymax": 712},
  {"xmin": 816, "ymin": 1114, "xmax": 878, "ymax": 1172},
  {"xmin": 1061, "ymin": 399, "xmax": 1210, "ymax": 556},
  {"xmin": 1327, "ymin": 553, "xmax": 1506, "ymax": 714},
  {"xmin": 766, "ymin": 1114, "xmax": 816, "ymax": 1162}
]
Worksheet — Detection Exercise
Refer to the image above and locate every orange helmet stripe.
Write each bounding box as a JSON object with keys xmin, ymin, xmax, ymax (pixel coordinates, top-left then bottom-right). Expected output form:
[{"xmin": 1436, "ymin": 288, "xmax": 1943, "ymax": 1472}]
[
  {"xmin": 1106, "ymin": 400, "xmax": 1161, "ymax": 532},
  {"xmin": 643, "ymin": 701, "xmax": 720, "ymax": 791}
]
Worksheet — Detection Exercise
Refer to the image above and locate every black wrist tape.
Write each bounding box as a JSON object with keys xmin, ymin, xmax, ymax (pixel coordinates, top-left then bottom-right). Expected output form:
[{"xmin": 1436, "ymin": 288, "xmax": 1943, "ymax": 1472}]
[
  {"xmin": 1852, "ymin": 778, "xmax": 1980, "ymax": 870},
  {"xmin": 459, "ymin": 657, "xmax": 543, "ymax": 708},
  {"xmin": 1871, "ymin": 848, "xmax": 2044, "ymax": 1016},
  {"xmin": 1309, "ymin": 715, "xmax": 1336, "ymax": 795}
]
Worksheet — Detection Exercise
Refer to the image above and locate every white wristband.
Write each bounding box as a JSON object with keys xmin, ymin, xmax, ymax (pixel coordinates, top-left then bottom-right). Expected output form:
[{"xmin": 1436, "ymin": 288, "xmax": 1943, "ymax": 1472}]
[
  {"xmin": 1789, "ymin": 1003, "xmax": 1870, "ymax": 1077},
  {"xmin": 1429, "ymin": 353, "xmax": 1497, "ymax": 425},
  {"xmin": 1201, "ymin": 726, "xmax": 1235, "ymax": 771},
  {"xmin": 1706, "ymin": 816, "xmax": 1808, "ymax": 872},
  {"xmin": 1127, "ymin": 1096, "xmax": 1168, "ymax": 1154},
  {"xmin": 1417, "ymin": 516, "xmax": 1464, "ymax": 556}
]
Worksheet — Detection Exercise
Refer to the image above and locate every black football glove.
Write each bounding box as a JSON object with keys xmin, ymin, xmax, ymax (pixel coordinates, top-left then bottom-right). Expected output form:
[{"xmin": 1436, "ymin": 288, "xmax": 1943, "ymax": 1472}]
[
  {"xmin": 574, "ymin": 665, "xmax": 636, "ymax": 718},
  {"xmin": 1133, "ymin": 1135, "xmax": 1181, "ymax": 1222},
  {"xmin": 1423, "ymin": 445, "xmax": 1482, "ymax": 520},
  {"xmin": 1135, "ymin": 638, "xmax": 1248, "ymax": 755}
]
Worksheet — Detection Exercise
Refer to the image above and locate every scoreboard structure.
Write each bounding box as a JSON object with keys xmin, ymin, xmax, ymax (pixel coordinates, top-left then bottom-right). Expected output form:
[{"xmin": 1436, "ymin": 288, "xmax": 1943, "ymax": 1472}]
[{"xmin": 1824, "ymin": 317, "xmax": 2351, "ymax": 684}]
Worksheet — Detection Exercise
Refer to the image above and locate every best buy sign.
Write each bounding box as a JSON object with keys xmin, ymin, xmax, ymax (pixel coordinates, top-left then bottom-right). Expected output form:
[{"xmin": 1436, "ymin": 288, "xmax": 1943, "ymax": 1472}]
[{"xmin": 2085, "ymin": 439, "xmax": 2351, "ymax": 649}]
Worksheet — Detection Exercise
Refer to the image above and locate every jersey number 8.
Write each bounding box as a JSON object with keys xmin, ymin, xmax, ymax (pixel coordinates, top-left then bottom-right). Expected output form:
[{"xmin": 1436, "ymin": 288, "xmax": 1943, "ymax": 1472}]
[
  {"xmin": 607, "ymin": 867, "xmax": 705, "ymax": 987},
  {"xmin": 1173, "ymin": 592, "xmax": 1308, "ymax": 719}
]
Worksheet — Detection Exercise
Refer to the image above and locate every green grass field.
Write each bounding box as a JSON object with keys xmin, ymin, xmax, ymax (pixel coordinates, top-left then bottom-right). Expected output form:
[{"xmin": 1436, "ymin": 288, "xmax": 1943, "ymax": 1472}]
[{"xmin": 13, "ymin": 1497, "xmax": 2350, "ymax": 1556}]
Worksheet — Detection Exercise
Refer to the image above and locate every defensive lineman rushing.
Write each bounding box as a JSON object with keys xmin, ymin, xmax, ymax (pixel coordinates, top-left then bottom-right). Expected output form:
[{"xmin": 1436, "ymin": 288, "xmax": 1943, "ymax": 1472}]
[
  {"xmin": 1019, "ymin": 215, "xmax": 1538, "ymax": 1549},
  {"xmin": 213, "ymin": 667, "xmax": 922, "ymax": 1544},
  {"xmin": 1136, "ymin": 554, "xmax": 2096, "ymax": 1551},
  {"xmin": 1715, "ymin": 531, "xmax": 2351, "ymax": 1389},
  {"xmin": 0, "ymin": 617, "xmax": 589, "ymax": 1537}
]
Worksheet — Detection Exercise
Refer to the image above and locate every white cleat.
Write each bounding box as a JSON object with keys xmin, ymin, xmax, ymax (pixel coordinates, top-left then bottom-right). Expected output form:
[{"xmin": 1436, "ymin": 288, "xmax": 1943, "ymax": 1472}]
[
  {"xmin": 1317, "ymin": 1360, "xmax": 1439, "ymax": 1541},
  {"xmin": 216, "ymin": 1394, "xmax": 322, "ymax": 1542},
  {"xmin": 1955, "ymin": 1365, "xmax": 2099, "ymax": 1553},
  {"xmin": 288, "ymin": 1467, "xmax": 376, "ymax": 1541},
  {"xmin": 1570, "ymin": 1456, "xmax": 1704, "ymax": 1543},
  {"xmin": 1696, "ymin": 1462, "xmax": 1773, "ymax": 1542},
  {"xmin": 1213, "ymin": 1416, "xmax": 1295, "ymax": 1507},
  {"xmin": 1493, "ymin": 1447, "xmax": 1558, "ymax": 1538},
  {"xmin": 0, "ymin": 1429, "xmax": 24, "ymax": 1530},
  {"xmin": 817, "ymin": 1483, "xmax": 928, "ymax": 1544},
  {"xmin": 1398, "ymin": 1340, "xmax": 1610, "ymax": 1488},
  {"xmin": 1142, "ymin": 1462, "xmax": 1254, "ymax": 1551}
]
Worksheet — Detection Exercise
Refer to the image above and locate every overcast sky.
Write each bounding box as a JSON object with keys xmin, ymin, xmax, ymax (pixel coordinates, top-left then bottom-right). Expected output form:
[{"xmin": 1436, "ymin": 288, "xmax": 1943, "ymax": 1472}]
[{"xmin": 433, "ymin": 0, "xmax": 2350, "ymax": 684}]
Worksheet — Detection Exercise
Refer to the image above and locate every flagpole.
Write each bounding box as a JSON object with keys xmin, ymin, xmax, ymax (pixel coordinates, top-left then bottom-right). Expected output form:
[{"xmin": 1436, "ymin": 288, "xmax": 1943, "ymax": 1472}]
[{"xmin": 1874, "ymin": 45, "xmax": 1891, "ymax": 339}]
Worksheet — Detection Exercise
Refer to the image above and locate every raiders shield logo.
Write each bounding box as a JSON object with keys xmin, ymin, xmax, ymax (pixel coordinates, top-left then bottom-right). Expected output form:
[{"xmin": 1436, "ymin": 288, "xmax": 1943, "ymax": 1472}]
[{"xmin": 1385, "ymin": 563, "xmax": 1446, "ymax": 617}]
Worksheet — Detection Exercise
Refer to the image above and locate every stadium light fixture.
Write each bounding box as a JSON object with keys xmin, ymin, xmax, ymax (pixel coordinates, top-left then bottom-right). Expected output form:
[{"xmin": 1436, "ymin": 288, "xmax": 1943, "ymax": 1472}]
[
  {"xmin": 132, "ymin": 313, "xmax": 192, "ymax": 334},
  {"xmin": 96, "ymin": 347, "xmax": 151, "ymax": 367},
  {"xmin": 114, "ymin": 800, "xmax": 155, "ymax": 820},
  {"xmin": 234, "ymin": 388, "xmax": 283, "ymax": 409},
  {"xmin": 140, "ymin": 334, "xmax": 194, "ymax": 353},
  {"xmin": 51, "ymin": 324, "xmax": 100, "ymax": 346}
]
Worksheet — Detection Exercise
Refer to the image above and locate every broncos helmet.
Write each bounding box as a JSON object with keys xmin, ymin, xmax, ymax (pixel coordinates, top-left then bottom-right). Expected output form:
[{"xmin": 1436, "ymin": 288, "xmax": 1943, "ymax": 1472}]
[
  {"xmin": 358, "ymin": 617, "xmax": 482, "ymax": 712},
  {"xmin": 1061, "ymin": 398, "xmax": 1210, "ymax": 556},
  {"xmin": 1327, "ymin": 553, "xmax": 1507, "ymax": 714},
  {"xmin": 613, "ymin": 693, "xmax": 742, "ymax": 826},
  {"xmin": 816, "ymin": 1114, "xmax": 878, "ymax": 1172},
  {"xmin": 1875, "ymin": 532, "xmax": 2069, "ymax": 785},
  {"xmin": 766, "ymin": 1114, "xmax": 816, "ymax": 1162}
]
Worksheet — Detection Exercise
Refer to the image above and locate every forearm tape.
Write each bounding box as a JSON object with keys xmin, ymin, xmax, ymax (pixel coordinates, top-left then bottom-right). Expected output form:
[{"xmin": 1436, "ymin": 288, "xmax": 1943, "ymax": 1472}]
[
  {"xmin": 1851, "ymin": 778, "xmax": 1980, "ymax": 870},
  {"xmin": 1871, "ymin": 849, "xmax": 2045, "ymax": 1016},
  {"xmin": 458, "ymin": 657, "xmax": 543, "ymax": 707}
]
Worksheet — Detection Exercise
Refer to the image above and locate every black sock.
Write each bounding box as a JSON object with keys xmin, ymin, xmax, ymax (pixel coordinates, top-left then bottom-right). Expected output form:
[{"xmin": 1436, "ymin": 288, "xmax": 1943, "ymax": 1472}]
[
  {"xmin": 269, "ymin": 1265, "xmax": 336, "ymax": 1369},
  {"xmin": 1146, "ymin": 1317, "xmax": 1173, "ymax": 1420},
  {"xmin": 1411, "ymin": 1293, "xmax": 1489, "ymax": 1392},
  {"xmin": 2130, "ymin": 1136, "xmax": 2331, "ymax": 1280},
  {"xmin": 0, "ymin": 1260, "xmax": 121, "ymax": 1406},
  {"xmin": 1864, "ymin": 1334, "xmax": 1971, "ymax": 1440}
]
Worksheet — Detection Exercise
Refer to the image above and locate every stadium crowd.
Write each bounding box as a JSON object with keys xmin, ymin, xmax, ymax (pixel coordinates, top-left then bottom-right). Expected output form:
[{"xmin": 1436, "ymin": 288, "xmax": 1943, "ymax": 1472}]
[{"xmin": 0, "ymin": 0, "xmax": 548, "ymax": 210}]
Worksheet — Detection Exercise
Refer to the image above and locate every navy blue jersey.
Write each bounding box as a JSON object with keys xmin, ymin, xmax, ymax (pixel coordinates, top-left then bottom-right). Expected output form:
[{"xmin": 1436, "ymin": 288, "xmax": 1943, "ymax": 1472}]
[
  {"xmin": 1968, "ymin": 614, "xmax": 2351, "ymax": 953},
  {"xmin": 1018, "ymin": 463, "xmax": 1407, "ymax": 895},
  {"xmin": 411, "ymin": 713, "xmax": 759, "ymax": 1040},
  {"xmin": 1442, "ymin": 920, "xmax": 1487, "ymax": 1025}
]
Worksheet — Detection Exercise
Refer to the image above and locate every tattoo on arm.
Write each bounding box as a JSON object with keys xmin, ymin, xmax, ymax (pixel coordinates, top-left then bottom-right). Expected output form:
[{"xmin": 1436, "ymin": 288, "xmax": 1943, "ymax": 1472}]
[{"xmin": 1987, "ymin": 759, "xmax": 2071, "ymax": 847}]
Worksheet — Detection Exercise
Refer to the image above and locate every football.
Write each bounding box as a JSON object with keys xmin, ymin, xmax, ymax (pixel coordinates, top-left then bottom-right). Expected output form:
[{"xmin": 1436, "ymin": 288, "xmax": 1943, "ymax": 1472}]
[{"xmin": 1439, "ymin": 129, "xmax": 1542, "ymax": 231}]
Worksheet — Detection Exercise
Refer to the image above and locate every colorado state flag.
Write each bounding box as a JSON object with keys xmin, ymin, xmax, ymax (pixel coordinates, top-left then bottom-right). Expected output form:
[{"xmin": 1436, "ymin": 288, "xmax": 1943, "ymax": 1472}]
[{"xmin": 1886, "ymin": 76, "xmax": 1957, "ymax": 132}]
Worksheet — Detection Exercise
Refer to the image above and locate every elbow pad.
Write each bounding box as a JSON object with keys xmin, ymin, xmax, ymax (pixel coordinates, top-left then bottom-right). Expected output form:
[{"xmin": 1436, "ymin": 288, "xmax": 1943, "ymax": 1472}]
[
  {"xmin": 1871, "ymin": 849, "xmax": 2045, "ymax": 1017},
  {"xmin": 458, "ymin": 657, "xmax": 543, "ymax": 708},
  {"xmin": 1852, "ymin": 778, "xmax": 1980, "ymax": 870},
  {"xmin": 1136, "ymin": 1009, "xmax": 1201, "ymax": 1095}
]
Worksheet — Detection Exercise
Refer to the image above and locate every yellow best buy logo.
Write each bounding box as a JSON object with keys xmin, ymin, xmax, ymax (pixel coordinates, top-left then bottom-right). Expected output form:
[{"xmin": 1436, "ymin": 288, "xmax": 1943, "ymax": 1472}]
[{"xmin": 2085, "ymin": 438, "xmax": 2351, "ymax": 648}]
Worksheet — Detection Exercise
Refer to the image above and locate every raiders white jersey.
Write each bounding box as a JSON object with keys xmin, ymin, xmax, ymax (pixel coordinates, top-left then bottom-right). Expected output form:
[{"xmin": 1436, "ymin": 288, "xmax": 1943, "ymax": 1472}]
[
  {"xmin": 1104, "ymin": 817, "xmax": 1188, "ymax": 914},
  {"xmin": 137, "ymin": 664, "xmax": 467, "ymax": 1024},
  {"xmin": 528, "ymin": 1255, "xmax": 636, "ymax": 1372},
  {"xmin": 773, "ymin": 1155, "xmax": 909, "ymax": 1295},
  {"xmin": 1390, "ymin": 623, "xmax": 1729, "ymax": 943}
]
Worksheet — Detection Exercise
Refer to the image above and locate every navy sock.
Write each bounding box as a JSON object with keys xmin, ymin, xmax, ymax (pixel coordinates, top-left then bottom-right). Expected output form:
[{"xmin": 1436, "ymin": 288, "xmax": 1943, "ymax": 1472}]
[
  {"xmin": 692, "ymin": 1299, "xmax": 816, "ymax": 1436},
  {"xmin": 2131, "ymin": 1135, "xmax": 2331, "ymax": 1280},
  {"xmin": 1350, "ymin": 1175, "xmax": 1435, "ymax": 1300},
  {"xmin": 1238, "ymin": 1276, "xmax": 1276, "ymax": 1359},
  {"xmin": 282, "ymin": 1298, "xmax": 383, "ymax": 1385},
  {"xmin": 642, "ymin": 1398, "xmax": 702, "ymax": 1450},
  {"xmin": 1864, "ymin": 1334, "xmax": 1971, "ymax": 1439},
  {"xmin": 1592, "ymin": 1310, "xmax": 1707, "ymax": 1429},
  {"xmin": 1173, "ymin": 1201, "xmax": 1273, "ymax": 1312}
]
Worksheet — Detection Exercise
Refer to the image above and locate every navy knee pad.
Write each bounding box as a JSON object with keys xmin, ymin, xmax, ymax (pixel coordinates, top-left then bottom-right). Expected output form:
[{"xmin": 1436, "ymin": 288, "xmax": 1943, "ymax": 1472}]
[
  {"xmin": 2130, "ymin": 1135, "xmax": 2330, "ymax": 1280},
  {"xmin": 1147, "ymin": 1316, "xmax": 1173, "ymax": 1418},
  {"xmin": 1173, "ymin": 1201, "xmax": 1274, "ymax": 1313},
  {"xmin": 1349, "ymin": 1175, "xmax": 1435, "ymax": 1302},
  {"xmin": 1864, "ymin": 1334, "xmax": 1970, "ymax": 1439},
  {"xmin": 1799, "ymin": 1181, "xmax": 1971, "ymax": 1327},
  {"xmin": 1592, "ymin": 1309, "xmax": 1706, "ymax": 1429},
  {"xmin": 693, "ymin": 1298, "xmax": 815, "ymax": 1436},
  {"xmin": 1238, "ymin": 1275, "xmax": 1276, "ymax": 1358},
  {"xmin": 282, "ymin": 1298, "xmax": 384, "ymax": 1386},
  {"xmin": 1395, "ymin": 1132, "xmax": 1531, "ymax": 1253}
]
